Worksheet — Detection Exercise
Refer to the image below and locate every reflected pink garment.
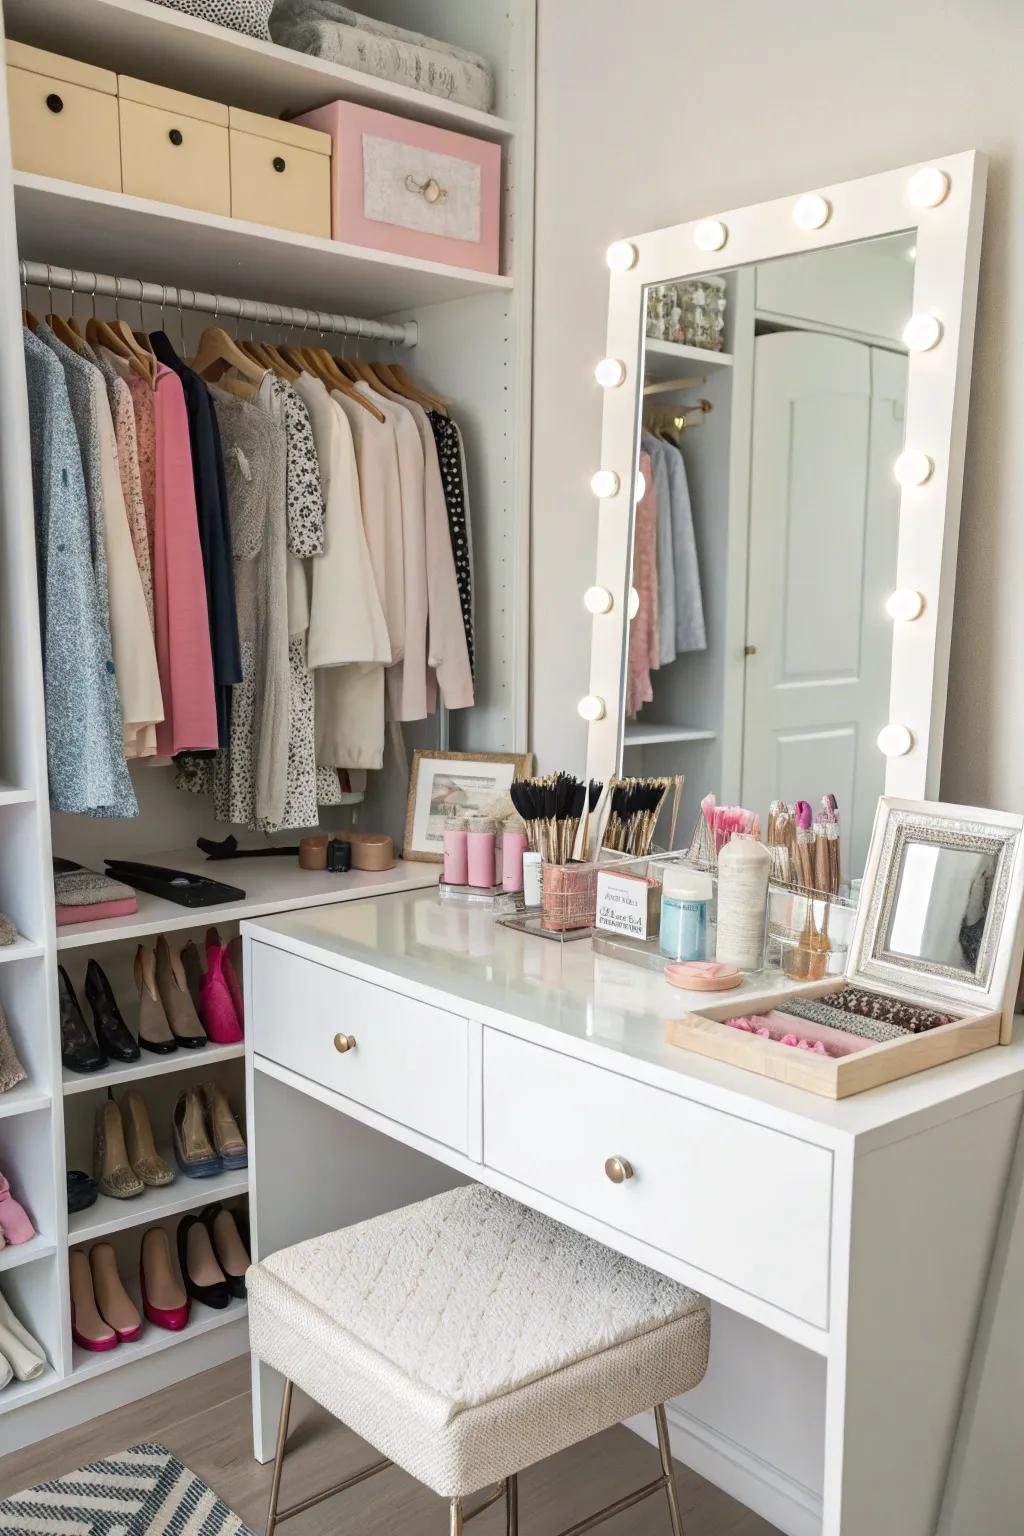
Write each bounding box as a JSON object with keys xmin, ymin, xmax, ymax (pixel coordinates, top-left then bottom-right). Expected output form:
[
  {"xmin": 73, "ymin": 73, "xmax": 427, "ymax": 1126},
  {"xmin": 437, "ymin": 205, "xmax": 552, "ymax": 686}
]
[
  {"xmin": 153, "ymin": 364, "xmax": 218, "ymax": 755},
  {"xmin": 626, "ymin": 449, "xmax": 659, "ymax": 717}
]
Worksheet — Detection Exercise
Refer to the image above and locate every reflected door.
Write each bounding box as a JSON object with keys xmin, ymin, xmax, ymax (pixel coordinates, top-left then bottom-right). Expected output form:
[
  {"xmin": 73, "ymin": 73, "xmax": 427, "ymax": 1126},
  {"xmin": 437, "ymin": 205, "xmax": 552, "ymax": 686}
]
[{"xmin": 740, "ymin": 331, "xmax": 906, "ymax": 875}]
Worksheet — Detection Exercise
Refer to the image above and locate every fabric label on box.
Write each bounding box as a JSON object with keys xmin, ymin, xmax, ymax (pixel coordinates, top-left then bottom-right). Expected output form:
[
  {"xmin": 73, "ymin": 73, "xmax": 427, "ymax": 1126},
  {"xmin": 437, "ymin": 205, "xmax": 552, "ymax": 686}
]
[{"xmin": 362, "ymin": 134, "xmax": 482, "ymax": 243}]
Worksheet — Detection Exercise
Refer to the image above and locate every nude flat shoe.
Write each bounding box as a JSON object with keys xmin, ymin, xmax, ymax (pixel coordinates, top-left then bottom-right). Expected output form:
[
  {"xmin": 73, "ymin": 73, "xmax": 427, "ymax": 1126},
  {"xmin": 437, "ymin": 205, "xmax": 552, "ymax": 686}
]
[
  {"xmin": 89, "ymin": 1242, "xmax": 142, "ymax": 1342},
  {"xmin": 94, "ymin": 1100, "xmax": 144, "ymax": 1200},
  {"xmin": 155, "ymin": 936, "xmax": 207, "ymax": 1048},
  {"xmin": 140, "ymin": 1226, "xmax": 189, "ymax": 1331},
  {"xmin": 201, "ymin": 1082, "xmax": 247, "ymax": 1170},
  {"xmin": 70, "ymin": 1248, "xmax": 117, "ymax": 1352},
  {"xmin": 121, "ymin": 1088, "xmax": 174, "ymax": 1188},
  {"xmin": 133, "ymin": 945, "xmax": 177, "ymax": 1055}
]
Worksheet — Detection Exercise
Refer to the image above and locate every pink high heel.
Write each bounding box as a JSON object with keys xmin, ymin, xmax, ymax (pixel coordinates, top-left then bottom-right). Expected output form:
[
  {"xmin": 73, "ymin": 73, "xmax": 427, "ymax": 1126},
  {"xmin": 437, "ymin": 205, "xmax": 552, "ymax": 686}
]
[
  {"xmin": 140, "ymin": 1227, "xmax": 190, "ymax": 1332},
  {"xmin": 0, "ymin": 1170, "xmax": 35, "ymax": 1245},
  {"xmin": 200, "ymin": 931, "xmax": 243, "ymax": 1044}
]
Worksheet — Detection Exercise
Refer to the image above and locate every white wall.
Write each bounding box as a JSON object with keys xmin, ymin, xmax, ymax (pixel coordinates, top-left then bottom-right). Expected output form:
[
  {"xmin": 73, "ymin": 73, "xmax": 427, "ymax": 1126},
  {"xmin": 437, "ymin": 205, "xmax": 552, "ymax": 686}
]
[{"xmin": 530, "ymin": 0, "xmax": 1024, "ymax": 820}]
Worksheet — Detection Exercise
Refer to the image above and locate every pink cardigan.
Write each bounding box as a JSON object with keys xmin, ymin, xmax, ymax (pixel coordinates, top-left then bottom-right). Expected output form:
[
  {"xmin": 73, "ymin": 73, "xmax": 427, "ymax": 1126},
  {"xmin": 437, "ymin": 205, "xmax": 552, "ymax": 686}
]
[{"xmin": 153, "ymin": 365, "xmax": 218, "ymax": 755}]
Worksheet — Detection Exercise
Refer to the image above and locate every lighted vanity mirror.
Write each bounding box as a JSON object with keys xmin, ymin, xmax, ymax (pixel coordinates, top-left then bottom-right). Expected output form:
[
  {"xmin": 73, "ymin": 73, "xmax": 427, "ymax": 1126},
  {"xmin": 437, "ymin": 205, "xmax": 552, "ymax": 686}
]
[{"xmin": 585, "ymin": 155, "xmax": 988, "ymax": 883}]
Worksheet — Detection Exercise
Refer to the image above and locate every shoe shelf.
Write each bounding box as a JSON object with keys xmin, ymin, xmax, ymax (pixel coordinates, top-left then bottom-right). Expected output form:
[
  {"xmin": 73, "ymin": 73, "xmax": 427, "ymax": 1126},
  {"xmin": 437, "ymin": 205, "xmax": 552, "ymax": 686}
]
[
  {"xmin": 62, "ymin": 1040, "xmax": 245, "ymax": 1098},
  {"xmin": 0, "ymin": 783, "xmax": 33, "ymax": 807},
  {"xmin": 69, "ymin": 1290, "xmax": 248, "ymax": 1385},
  {"xmin": 0, "ymin": 1080, "xmax": 51, "ymax": 1120},
  {"xmin": 0, "ymin": 1367, "xmax": 61, "ymax": 1415},
  {"xmin": 68, "ymin": 1161, "xmax": 249, "ymax": 1247},
  {"xmin": 0, "ymin": 1234, "xmax": 57, "ymax": 1274},
  {"xmin": 0, "ymin": 936, "xmax": 46, "ymax": 965}
]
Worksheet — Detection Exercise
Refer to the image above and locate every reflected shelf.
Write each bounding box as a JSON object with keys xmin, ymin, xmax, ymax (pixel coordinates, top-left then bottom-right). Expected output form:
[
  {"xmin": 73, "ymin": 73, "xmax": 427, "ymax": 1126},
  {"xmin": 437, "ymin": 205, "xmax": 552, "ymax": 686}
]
[
  {"xmin": 644, "ymin": 340, "xmax": 734, "ymax": 383},
  {"xmin": 624, "ymin": 724, "xmax": 717, "ymax": 748}
]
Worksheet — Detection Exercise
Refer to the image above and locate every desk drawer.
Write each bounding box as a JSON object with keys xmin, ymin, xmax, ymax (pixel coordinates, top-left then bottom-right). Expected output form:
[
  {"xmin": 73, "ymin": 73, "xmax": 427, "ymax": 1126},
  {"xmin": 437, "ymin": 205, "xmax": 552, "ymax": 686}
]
[
  {"xmin": 251, "ymin": 943, "xmax": 470, "ymax": 1153},
  {"xmin": 483, "ymin": 1028, "xmax": 832, "ymax": 1327}
]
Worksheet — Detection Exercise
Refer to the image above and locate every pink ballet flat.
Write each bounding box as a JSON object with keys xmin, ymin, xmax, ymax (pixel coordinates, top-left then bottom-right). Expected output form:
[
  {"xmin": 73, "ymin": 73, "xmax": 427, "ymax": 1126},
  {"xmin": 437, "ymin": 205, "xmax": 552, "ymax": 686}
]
[{"xmin": 0, "ymin": 1170, "xmax": 35, "ymax": 1245}]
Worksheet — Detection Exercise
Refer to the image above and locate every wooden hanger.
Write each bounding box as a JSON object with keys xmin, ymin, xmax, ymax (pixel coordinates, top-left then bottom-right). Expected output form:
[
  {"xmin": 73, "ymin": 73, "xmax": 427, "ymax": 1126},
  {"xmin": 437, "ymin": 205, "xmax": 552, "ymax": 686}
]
[
  {"xmin": 290, "ymin": 342, "xmax": 386, "ymax": 422},
  {"xmin": 86, "ymin": 316, "xmax": 153, "ymax": 383},
  {"xmin": 261, "ymin": 342, "xmax": 301, "ymax": 381},
  {"xmin": 190, "ymin": 324, "xmax": 267, "ymax": 386},
  {"xmin": 22, "ymin": 309, "xmax": 39, "ymax": 332},
  {"xmin": 46, "ymin": 313, "xmax": 86, "ymax": 353},
  {"xmin": 375, "ymin": 360, "xmax": 448, "ymax": 415}
]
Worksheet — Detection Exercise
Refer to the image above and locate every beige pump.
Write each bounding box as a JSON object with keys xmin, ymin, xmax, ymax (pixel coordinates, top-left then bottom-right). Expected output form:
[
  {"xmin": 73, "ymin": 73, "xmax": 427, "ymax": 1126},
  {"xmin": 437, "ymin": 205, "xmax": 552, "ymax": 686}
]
[
  {"xmin": 134, "ymin": 944, "xmax": 176, "ymax": 1051},
  {"xmin": 202, "ymin": 1082, "xmax": 247, "ymax": 1167},
  {"xmin": 121, "ymin": 1088, "xmax": 174, "ymax": 1188},
  {"xmin": 155, "ymin": 935, "xmax": 207, "ymax": 1046},
  {"xmin": 94, "ymin": 1100, "xmax": 144, "ymax": 1199}
]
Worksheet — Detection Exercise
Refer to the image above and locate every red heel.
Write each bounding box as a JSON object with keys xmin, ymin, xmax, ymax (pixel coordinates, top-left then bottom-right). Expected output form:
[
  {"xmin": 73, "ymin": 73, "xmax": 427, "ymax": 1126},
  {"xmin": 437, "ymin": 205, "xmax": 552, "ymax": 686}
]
[{"xmin": 140, "ymin": 1227, "xmax": 190, "ymax": 1332}]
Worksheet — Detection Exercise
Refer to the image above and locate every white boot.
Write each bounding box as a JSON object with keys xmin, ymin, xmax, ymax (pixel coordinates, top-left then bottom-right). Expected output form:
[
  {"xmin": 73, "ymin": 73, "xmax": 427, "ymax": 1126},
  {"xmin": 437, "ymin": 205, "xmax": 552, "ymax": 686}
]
[{"xmin": 0, "ymin": 1288, "xmax": 46, "ymax": 1381}]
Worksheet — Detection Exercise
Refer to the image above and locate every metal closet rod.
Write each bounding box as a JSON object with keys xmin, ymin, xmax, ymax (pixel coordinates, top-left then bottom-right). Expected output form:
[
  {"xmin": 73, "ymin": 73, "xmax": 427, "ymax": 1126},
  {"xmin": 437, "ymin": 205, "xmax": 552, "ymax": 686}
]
[{"xmin": 18, "ymin": 260, "xmax": 418, "ymax": 349}]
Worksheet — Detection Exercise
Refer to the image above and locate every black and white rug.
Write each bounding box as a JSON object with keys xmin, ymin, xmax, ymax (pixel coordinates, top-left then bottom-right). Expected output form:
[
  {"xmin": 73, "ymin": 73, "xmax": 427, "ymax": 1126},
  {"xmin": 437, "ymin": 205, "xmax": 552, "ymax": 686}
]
[{"xmin": 0, "ymin": 1443, "xmax": 257, "ymax": 1534}]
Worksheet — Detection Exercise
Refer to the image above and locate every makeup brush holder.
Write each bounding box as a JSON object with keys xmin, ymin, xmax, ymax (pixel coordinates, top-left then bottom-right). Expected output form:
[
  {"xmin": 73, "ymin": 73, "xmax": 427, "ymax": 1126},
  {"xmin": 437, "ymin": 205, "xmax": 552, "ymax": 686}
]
[
  {"xmin": 766, "ymin": 883, "xmax": 858, "ymax": 981},
  {"xmin": 541, "ymin": 861, "xmax": 600, "ymax": 932}
]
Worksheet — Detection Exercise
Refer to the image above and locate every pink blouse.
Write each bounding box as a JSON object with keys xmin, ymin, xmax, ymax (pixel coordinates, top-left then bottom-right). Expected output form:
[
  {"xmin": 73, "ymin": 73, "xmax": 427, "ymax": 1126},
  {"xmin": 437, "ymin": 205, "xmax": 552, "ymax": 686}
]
[
  {"xmin": 626, "ymin": 449, "xmax": 659, "ymax": 718},
  {"xmin": 153, "ymin": 364, "xmax": 218, "ymax": 755}
]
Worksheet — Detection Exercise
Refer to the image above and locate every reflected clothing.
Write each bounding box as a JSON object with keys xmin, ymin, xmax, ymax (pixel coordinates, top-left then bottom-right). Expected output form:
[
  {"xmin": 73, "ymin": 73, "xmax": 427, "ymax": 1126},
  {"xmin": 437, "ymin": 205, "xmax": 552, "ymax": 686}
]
[
  {"xmin": 626, "ymin": 449, "xmax": 659, "ymax": 719},
  {"xmin": 641, "ymin": 431, "xmax": 676, "ymax": 666},
  {"xmin": 660, "ymin": 436, "xmax": 705, "ymax": 653}
]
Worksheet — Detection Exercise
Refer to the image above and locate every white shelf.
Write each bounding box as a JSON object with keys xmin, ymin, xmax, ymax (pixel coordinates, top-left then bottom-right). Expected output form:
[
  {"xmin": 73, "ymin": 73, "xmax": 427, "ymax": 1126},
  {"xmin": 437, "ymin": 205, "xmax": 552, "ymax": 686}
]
[
  {"xmin": 624, "ymin": 724, "xmax": 718, "ymax": 748},
  {"xmin": 56, "ymin": 850, "xmax": 437, "ymax": 950},
  {"xmin": 0, "ymin": 1367, "xmax": 60, "ymax": 1415},
  {"xmin": 3, "ymin": 0, "xmax": 514, "ymax": 140},
  {"xmin": 0, "ymin": 1234, "xmax": 56, "ymax": 1273},
  {"xmin": 63, "ymin": 1040, "xmax": 245, "ymax": 1097},
  {"xmin": 0, "ymin": 934, "xmax": 45, "ymax": 965},
  {"xmin": 644, "ymin": 339, "xmax": 734, "ymax": 383},
  {"xmin": 0, "ymin": 782, "xmax": 32, "ymax": 806},
  {"xmin": 68, "ymin": 1158, "xmax": 248, "ymax": 1245},
  {"xmin": 14, "ymin": 175, "xmax": 512, "ymax": 318},
  {"xmin": 0, "ymin": 1079, "xmax": 50, "ymax": 1119},
  {"xmin": 69, "ymin": 1293, "xmax": 247, "ymax": 1384}
]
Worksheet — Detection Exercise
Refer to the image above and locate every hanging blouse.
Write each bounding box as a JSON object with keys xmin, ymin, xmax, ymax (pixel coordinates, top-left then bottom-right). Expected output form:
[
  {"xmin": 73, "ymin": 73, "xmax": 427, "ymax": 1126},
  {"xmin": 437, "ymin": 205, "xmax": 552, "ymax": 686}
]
[
  {"xmin": 366, "ymin": 383, "xmax": 430, "ymax": 722},
  {"xmin": 152, "ymin": 364, "xmax": 219, "ymax": 756},
  {"xmin": 104, "ymin": 349, "xmax": 157, "ymax": 554},
  {"xmin": 24, "ymin": 329, "xmax": 132, "ymax": 817},
  {"xmin": 626, "ymin": 449, "xmax": 659, "ymax": 719},
  {"xmin": 641, "ymin": 430, "xmax": 676, "ymax": 667},
  {"xmin": 428, "ymin": 409, "xmax": 474, "ymax": 676},
  {"xmin": 36, "ymin": 324, "xmax": 138, "ymax": 818},
  {"xmin": 91, "ymin": 346, "xmax": 154, "ymax": 630},
  {"xmin": 334, "ymin": 388, "xmax": 405, "ymax": 665},
  {"xmin": 151, "ymin": 332, "xmax": 243, "ymax": 746},
  {"xmin": 659, "ymin": 437, "xmax": 706, "ymax": 654}
]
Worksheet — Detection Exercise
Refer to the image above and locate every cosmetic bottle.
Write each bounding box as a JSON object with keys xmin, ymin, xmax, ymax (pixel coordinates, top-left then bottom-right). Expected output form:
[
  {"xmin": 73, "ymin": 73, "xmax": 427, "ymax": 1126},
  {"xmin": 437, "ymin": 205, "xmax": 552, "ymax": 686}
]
[
  {"xmin": 442, "ymin": 821, "xmax": 469, "ymax": 886},
  {"xmin": 660, "ymin": 866, "xmax": 713, "ymax": 962},
  {"xmin": 465, "ymin": 819, "xmax": 497, "ymax": 888},
  {"xmin": 716, "ymin": 834, "xmax": 770, "ymax": 970}
]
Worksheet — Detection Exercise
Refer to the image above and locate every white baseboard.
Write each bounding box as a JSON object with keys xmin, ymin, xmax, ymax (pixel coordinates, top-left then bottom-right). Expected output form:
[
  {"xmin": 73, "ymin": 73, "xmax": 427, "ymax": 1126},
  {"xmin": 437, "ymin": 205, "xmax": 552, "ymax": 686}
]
[{"xmin": 627, "ymin": 1402, "xmax": 823, "ymax": 1536}]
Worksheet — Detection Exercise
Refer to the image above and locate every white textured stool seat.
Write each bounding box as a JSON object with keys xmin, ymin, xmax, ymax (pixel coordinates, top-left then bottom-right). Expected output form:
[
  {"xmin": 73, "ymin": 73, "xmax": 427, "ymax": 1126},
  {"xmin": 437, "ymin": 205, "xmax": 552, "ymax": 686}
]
[{"xmin": 248, "ymin": 1184, "xmax": 710, "ymax": 1499}]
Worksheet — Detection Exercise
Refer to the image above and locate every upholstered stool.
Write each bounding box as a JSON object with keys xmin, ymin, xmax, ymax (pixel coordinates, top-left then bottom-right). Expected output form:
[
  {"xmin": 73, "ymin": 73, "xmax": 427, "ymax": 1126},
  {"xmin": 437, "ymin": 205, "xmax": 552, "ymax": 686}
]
[{"xmin": 248, "ymin": 1184, "xmax": 710, "ymax": 1535}]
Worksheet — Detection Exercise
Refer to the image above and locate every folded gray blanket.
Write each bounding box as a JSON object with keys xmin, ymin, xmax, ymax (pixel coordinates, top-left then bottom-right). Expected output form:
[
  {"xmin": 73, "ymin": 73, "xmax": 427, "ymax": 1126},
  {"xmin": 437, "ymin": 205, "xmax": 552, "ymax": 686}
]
[{"xmin": 270, "ymin": 0, "xmax": 495, "ymax": 112}]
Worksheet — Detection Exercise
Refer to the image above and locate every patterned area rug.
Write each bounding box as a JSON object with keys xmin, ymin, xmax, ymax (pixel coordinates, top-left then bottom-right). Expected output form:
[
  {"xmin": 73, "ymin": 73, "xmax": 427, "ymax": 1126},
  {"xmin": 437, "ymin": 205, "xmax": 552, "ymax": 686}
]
[{"xmin": 0, "ymin": 1443, "xmax": 257, "ymax": 1534}]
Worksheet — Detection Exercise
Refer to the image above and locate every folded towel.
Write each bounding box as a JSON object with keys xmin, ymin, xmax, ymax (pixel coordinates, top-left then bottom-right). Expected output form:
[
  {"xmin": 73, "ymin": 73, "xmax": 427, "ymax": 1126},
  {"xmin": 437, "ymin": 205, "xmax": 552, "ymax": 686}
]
[{"xmin": 270, "ymin": 0, "xmax": 495, "ymax": 112}]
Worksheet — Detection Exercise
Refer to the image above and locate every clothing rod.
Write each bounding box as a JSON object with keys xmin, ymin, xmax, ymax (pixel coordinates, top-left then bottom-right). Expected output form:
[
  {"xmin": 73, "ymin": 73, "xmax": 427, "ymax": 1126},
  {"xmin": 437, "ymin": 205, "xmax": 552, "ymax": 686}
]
[{"xmin": 18, "ymin": 261, "xmax": 418, "ymax": 348}]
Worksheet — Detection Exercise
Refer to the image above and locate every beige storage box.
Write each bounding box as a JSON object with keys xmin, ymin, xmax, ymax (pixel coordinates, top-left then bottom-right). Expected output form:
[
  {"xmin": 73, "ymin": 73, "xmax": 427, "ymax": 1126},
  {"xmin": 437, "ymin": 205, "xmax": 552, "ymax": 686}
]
[
  {"xmin": 118, "ymin": 76, "xmax": 230, "ymax": 216},
  {"xmin": 6, "ymin": 40, "xmax": 120, "ymax": 192},
  {"xmin": 229, "ymin": 107, "xmax": 331, "ymax": 237}
]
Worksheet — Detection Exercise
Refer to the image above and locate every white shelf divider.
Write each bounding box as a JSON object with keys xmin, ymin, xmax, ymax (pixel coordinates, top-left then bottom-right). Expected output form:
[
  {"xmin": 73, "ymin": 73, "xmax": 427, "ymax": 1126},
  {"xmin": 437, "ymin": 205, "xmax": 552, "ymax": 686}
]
[
  {"xmin": 0, "ymin": 934, "xmax": 45, "ymax": 965},
  {"xmin": 0, "ymin": 1079, "xmax": 51, "ymax": 1119},
  {"xmin": 14, "ymin": 176, "xmax": 512, "ymax": 320},
  {"xmin": 68, "ymin": 1161, "xmax": 249, "ymax": 1246},
  {"xmin": 0, "ymin": 1234, "xmax": 57, "ymax": 1274},
  {"xmin": 0, "ymin": 783, "xmax": 33, "ymax": 806}
]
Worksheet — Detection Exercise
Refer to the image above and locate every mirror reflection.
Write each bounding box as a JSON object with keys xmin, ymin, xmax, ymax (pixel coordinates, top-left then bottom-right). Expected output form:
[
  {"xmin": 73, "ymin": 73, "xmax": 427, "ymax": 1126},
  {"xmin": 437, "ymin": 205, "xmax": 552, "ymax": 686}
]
[
  {"xmin": 884, "ymin": 841, "xmax": 997, "ymax": 975},
  {"xmin": 625, "ymin": 233, "xmax": 916, "ymax": 880}
]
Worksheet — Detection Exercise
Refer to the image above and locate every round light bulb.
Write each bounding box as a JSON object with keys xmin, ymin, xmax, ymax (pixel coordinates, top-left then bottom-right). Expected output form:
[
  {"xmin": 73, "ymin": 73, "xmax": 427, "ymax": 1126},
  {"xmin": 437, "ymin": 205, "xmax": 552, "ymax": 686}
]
[
  {"xmin": 606, "ymin": 240, "xmax": 638, "ymax": 272},
  {"xmin": 594, "ymin": 356, "xmax": 627, "ymax": 388},
  {"xmin": 886, "ymin": 588, "xmax": 925, "ymax": 622},
  {"xmin": 628, "ymin": 587, "xmax": 640, "ymax": 619},
  {"xmin": 635, "ymin": 470, "xmax": 647, "ymax": 501},
  {"xmin": 578, "ymin": 694, "xmax": 607, "ymax": 722},
  {"xmin": 590, "ymin": 469, "xmax": 621, "ymax": 499},
  {"xmin": 908, "ymin": 167, "xmax": 950, "ymax": 208},
  {"xmin": 584, "ymin": 586, "xmax": 614, "ymax": 615},
  {"xmin": 894, "ymin": 449, "xmax": 934, "ymax": 487},
  {"xmin": 902, "ymin": 313, "xmax": 943, "ymax": 352},
  {"xmin": 793, "ymin": 193, "xmax": 831, "ymax": 230},
  {"xmin": 694, "ymin": 218, "xmax": 728, "ymax": 252},
  {"xmin": 877, "ymin": 723, "xmax": 914, "ymax": 758}
]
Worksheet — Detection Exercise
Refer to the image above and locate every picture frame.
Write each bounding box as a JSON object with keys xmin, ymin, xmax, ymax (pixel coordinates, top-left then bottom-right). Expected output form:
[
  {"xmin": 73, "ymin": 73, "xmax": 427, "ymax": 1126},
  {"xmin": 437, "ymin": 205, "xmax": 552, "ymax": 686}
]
[{"xmin": 403, "ymin": 750, "xmax": 534, "ymax": 862}]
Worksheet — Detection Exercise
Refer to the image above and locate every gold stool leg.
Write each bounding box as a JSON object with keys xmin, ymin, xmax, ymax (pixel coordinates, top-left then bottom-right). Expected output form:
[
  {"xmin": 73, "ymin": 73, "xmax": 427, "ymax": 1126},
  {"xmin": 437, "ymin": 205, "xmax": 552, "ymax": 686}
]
[
  {"xmin": 654, "ymin": 1404, "xmax": 685, "ymax": 1536},
  {"xmin": 450, "ymin": 1497, "xmax": 465, "ymax": 1534},
  {"xmin": 265, "ymin": 1379, "xmax": 294, "ymax": 1536},
  {"xmin": 506, "ymin": 1474, "xmax": 519, "ymax": 1536}
]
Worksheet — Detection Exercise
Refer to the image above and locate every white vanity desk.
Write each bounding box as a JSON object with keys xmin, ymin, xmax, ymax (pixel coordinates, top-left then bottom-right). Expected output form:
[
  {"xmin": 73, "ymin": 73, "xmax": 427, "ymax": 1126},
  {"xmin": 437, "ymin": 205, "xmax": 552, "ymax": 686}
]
[{"xmin": 243, "ymin": 888, "xmax": 1024, "ymax": 1536}]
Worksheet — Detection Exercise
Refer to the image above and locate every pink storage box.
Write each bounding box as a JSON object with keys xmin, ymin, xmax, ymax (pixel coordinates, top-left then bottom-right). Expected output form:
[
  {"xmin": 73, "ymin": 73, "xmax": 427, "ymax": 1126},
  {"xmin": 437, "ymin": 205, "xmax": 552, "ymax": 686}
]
[{"xmin": 295, "ymin": 100, "xmax": 501, "ymax": 275}]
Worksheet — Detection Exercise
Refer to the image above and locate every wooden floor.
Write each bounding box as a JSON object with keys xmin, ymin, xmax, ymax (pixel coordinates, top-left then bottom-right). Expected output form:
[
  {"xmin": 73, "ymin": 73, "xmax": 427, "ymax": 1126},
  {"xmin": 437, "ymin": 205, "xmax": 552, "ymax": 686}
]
[{"xmin": 0, "ymin": 1359, "xmax": 781, "ymax": 1534}]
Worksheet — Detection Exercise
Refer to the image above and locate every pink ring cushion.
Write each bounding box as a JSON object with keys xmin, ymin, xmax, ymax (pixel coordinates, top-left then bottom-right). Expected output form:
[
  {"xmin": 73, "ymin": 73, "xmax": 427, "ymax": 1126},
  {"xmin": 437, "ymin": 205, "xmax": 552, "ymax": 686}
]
[
  {"xmin": 665, "ymin": 961, "xmax": 742, "ymax": 993},
  {"xmin": 721, "ymin": 1010, "xmax": 872, "ymax": 1059},
  {"xmin": 0, "ymin": 1170, "xmax": 35, "ymax": 1244}
]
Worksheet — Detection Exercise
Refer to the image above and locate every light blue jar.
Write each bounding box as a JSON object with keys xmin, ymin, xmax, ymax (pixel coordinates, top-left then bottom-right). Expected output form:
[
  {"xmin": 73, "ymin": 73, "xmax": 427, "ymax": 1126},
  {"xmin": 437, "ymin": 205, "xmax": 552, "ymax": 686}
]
[{"xmin": 660, "ymin": 866, "xmax": 713, "ymax": 962}]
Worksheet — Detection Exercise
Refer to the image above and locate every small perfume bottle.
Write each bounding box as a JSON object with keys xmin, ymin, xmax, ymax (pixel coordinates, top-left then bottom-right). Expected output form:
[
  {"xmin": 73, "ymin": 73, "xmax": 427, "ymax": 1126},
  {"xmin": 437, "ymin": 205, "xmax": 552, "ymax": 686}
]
[{"xmin": 660, "ymin": 866, "xmax": 713, "ymax": 962}]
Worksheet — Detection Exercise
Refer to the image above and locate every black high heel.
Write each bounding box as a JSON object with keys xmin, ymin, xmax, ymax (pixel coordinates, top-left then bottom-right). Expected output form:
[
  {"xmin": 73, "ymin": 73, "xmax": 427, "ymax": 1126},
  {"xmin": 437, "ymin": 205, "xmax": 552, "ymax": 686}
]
[
  {"xmin": 177, "ymin": 1214, "xmax": 231, "ymax": 1310},
  {"xmin": 201, "ymin": 1203, "xmax": 250, "ymax": 1300},
  {"xmin": 85, "ymin": 960, "xmax": 140, "ymax": 1063},
  {"xmin": 59, "ymin": 967, "xmax": 106, "ymax": 1074}
]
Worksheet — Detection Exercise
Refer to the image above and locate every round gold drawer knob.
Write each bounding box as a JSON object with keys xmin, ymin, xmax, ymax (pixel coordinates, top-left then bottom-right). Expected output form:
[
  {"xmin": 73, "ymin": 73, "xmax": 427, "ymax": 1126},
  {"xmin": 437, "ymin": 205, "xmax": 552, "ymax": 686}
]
[
  {"xmin": 604, "ymin": 1156, "xmax": 634, "ymax": 1184},
  {"xmin": 333, "ymin": 1033, "xmax": 357, "ymax": 1053}
]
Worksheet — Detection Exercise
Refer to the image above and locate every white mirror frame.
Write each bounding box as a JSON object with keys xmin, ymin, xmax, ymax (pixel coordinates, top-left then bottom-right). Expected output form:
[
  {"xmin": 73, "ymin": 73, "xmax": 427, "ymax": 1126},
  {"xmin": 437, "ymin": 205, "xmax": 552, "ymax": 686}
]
[{"xmin": 583, "ymin": 152, "xmax": 987, "ymax": 807}]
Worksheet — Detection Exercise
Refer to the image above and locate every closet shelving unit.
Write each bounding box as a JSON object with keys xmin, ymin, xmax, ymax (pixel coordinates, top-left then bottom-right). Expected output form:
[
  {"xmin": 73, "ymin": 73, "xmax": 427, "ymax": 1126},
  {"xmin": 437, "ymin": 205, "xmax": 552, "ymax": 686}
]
[{"xmin": 0, "ymin": 0, "xmax": 535, "ymax": 1451}]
